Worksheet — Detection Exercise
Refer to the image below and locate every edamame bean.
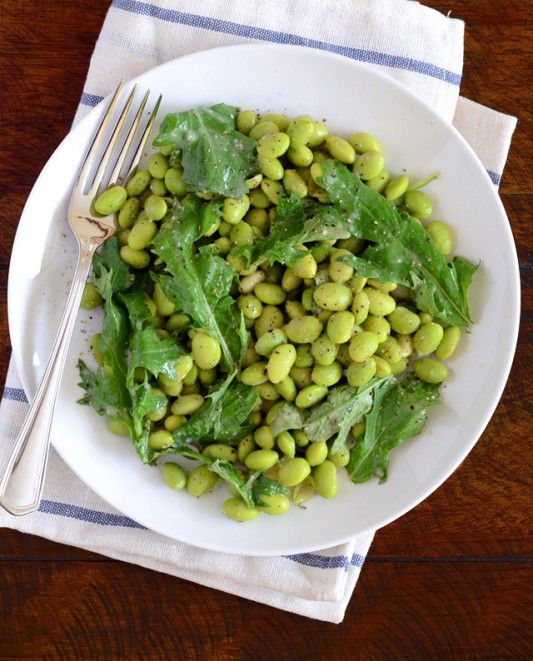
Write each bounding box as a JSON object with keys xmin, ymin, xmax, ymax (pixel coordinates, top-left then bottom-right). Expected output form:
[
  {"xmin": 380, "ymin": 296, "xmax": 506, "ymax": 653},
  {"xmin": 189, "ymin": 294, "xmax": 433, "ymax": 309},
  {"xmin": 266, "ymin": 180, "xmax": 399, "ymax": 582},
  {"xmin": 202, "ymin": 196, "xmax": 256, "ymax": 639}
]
[
  {"xmin": 351, "ymin": 421, "xmax": 366, "ymax": 439},
  {"xmin": 306, "ymin": 441, "xmax": 328, "ymax": 466},
  {"xmin": 238, "ymin": 434, "xmax": 256, "ymax": 462},
  {"xmin": 351, "ymin": 291, "xmax": 370, "ymax": 325},
  {"xmin": 366, "ymin": 169, "xmax": 390, "ymax": 193},
  {"xmin": 223, "ymin": 498, "xmax": 259, "ymax": 522},
  {"xmin": 349, "ymin": 331, "xmax": 379, "ymax": 362},
  {"xmin": 164, "ymin": 414, "xmax": 186, "ymax": 432},
  {"xmin": 164, "ymin": 167, "xmax": 187, "ymax": 197},
  {"xmin": 262, "ymin": 113, "xmax": 290, "ymax": 131},
  {"xmin": 267, "ymin": 344, "xmax": 296, "ymax": 383},
  {"xmin": 171, "ymin": 394, "xmax": 205, "ymax": 415},
  {"xmin": 311, "ymin": 335, "xmax": 337, "ymax": 366},
  {"xmin": 281, "ymin": 268, "xmax": 302, "ymax": 292},
  {"xmin": 278, "ymin": 457, "xmax": 311, "ymax": 487},
  {"xmin": 362, "ymin": 315, "xmax": 391, "ymax": 343},
  {"xmin": 287, "ymin": 145, "xmax": 314, "ymax": 167},
  {"xmin": 385, "ymin": 175, "xmax": 410, "ymax": 200},
  {"xmin": 249, "ymin": 120, "xmax": 279, "ymax": 140},
  {"xmin": 237, "ymin": 110, "xmax": 257, "ymax": 134},
  {"xmin": 348, "ymin": 132, "xmax": 381, "ymax": 153},
  {"xmin": 327, "ymin": 311, "xmax": 355, "ymax": 344},
  {"xmin": 158, "ymin": 372, "xmax": 183, "ymax": 397},
  {"xmin": 413, "ymin": 322, "xmax": 444, "ymax": 355},
  {"xmin": 175, "ymin": 355, "xmax": 195, "ymax": 384},
  {"xmin": 257, "ymin": 132, "xmax": 290, "ymax": 159},
  {"xmin": 293, "ymin": 253, "xmax": 317, "ymax": 279},
  {"xmin": 426, "ymin": 220, "xmax": 454, "ymax": 256},
  {"xmin": 107, "ymin": 418, "xmax": 129, "ymax": 436},
  {"xmin": 149, "ymin": 429, "xmax": 173, "ymax": 450},
  {"xmin": 283, "ymin": 169, "xmax": 308, "ymax": 197},
  {"xmin": 146, "ymin": 388, "xmax": 168, "ymax": 421},
  {"xmin": 203, "ymin": 444, "xmax": 238, "ymax": 462},
  {"xmin": 187, "ymin": 466, "xmax": 219, "ymax": 497},
  {"xmin": 350, "ymin": 275, "xmax": 368, "ymax": 294},
  {"xmin": 287, "ymin": 117, "xmax": 315, "ymax": 147},
  {"xmin": 147, "ymin": 152, "xmax": 168, "ymax": 179},
  {"xmin": 198, "ymin": 368, "xmax": 217, "ymax": 385},
  {"xmin": 254, "ymin": 328, "xmax": 287, "ymax": 357},
  {"xmin": 295, "ymin": 385, "xmax": 328, "ymax": 408},
  {"xmin": 329, "ymin": 250, "xmax": 354, "ymax": 283},
  {"xmin": 346, "ymin": 358, "xmax": 377, "ymax": 387},
  {"xmin": 389, "ymin": 357, "xmax": 407, "ymax": 375},
  {"xmin": 414, "ymin": 357, "xmax": 449, "ymax": 383},
  {"xmin": 261, "ymin": 178, "xmax": 285, "ymax": 205},
  {"xmin": 275, "ymin": 375, "xmax": 297, "ymax": 402},
  {"xmin": 246, "ymin": 173, "xmax": 263, "ymax": 189},
  {"xmin": 311, "ymin": 361, "xmax": 343, "ymax": 387},
  {"xmin": 191, "ymin": 332, "xmax": 221, "ymax": 369},
  {"xmin": 258, "ymin": 156, "xmax": 284, "ymax": 181},
  {"xmin": 144, "ymin": 194, "xmax": 167, "ymax": 221},
  {"xmin": 80, "ymin": 283, "xmax": 102, "ymax": 310},
  {"xmin": 255, "ymin": 306, "xmax": 285, "ymax": 337},
  {"xmin": 285, "ymin": 300, "xmax": 306, "ymax": 319},
  {"xmin": 223, "ymin": 195, "xmax": 250, "ymax": 224},
  {"xmin": 126, "ymin": 170, "xmax": 151, "ymax": 196},
  {"xmin": 284, "ymin": 316, "xmax": 323, "ymax": 343},
  {"xmin": 245, "ymin": 449, "xmax": 279, "ymax": 471},
  {"xmin": 365, "ymin": 288, "xmax": 396, "ymax": 316},
  {"xmin": 128, "ymin": 219, "xmax": 158, "ymax": 250},
  {"xmin": 435, "ymin": 326, "xmax": 461, "ymax": 360},
  {"xmin": 254, "ymin": 425, "xmax": 275, "ymax": 450},
  {"xmin": 277, "ymin": 431, "xmax": 296, "ymax": 457},
  {"xmin": 313, "ymin": 460, "xmax": 338, "ymax": 499},
  {"xmin": 373, "ymin": 355, "xmax": 392, "ymax": 377},
  {"xmin": 162, "ymin": 463, "xmax": 187, "ymax": 490},
  {"xmin": 405, "ymin": 190, "xmax": 432, "ymax": 219},
  {"xmin": 230, "ymin": 221, "xmax": 254, "ymax": 246},
  {"xmin": 249, "ymin": 188, "xmax": 271, "ymax": 209},
  {"xmin": 328, "ymin": 445, "xmax": 350, "ymax": 467},
  {"xmin": 120, "ymin": 245, "xmax": 150, "ymax": 269},
  {"xmin": 314, "ymin": 283, "xmax": 352, "ymax": 311},
  {"xmin": 241, "ymin": 361, "xmax": 268, "ymax": 386},
  {"xmin": 375, "ymin": 337, "xmax": 402, "ymax": 364},
  {"xmin": 94, "ymin": 185, "xmax": 127, "ymax": 215},
  {"xmin": 238, "ymin": 294, "xmax": 263, "ymax": 319},
  {"xmin": 353, "ymin": 150, "xmax": 385, "ymax": 180},
  {"xmin": 326, "ymin": 136, "xmax": 356, "ymax": 164},
  {"xmin": 294, "ymin": 344, "xmax": 313, "ymax": 368},
  {"xmin": 258, "ymin": 493, "xmax": 290, "ymax": 516},
  {"xmin": 396, "ymin": 334, "xmax": 413, "ymax": 358},
  {"xmin": 118, "ymin": 197, "xmax": 140, "ymax": 229},
  {"xmin": 388, "ymin": 306, "xmax": 420, "ymax": 334},
  {"xmin": 254, "ymin": 283, "xmax": 286, "ymax": 305},
  {"xmin": 240, "ymin": 270, "xmax": 265, "ymax": 294},
  {"xmin": 308, "ymin": 120, "xmax": 329, "ymax": 147},
  {"xmin": 292, "ymin": 476, "xmax": 315, "ymax": 504}
]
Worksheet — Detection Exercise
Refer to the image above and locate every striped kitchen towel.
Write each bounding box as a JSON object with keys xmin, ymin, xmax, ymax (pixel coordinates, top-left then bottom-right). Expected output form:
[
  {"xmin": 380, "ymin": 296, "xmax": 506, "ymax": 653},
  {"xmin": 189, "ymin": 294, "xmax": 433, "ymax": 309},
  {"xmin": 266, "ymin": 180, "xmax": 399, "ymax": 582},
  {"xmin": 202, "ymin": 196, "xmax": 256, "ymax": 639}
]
[{"xmin": 0, "ymin": 0, "xmax": 516, "ymax": 623}]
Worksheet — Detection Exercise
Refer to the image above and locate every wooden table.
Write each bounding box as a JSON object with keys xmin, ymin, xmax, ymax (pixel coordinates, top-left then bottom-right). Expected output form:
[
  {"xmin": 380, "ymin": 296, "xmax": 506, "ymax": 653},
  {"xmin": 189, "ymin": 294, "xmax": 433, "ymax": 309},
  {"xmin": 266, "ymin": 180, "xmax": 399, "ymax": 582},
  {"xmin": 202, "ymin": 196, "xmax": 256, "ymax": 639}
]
[{"xmin": 1, "ymin": 1, "xmax": 531, "ymax": 657}]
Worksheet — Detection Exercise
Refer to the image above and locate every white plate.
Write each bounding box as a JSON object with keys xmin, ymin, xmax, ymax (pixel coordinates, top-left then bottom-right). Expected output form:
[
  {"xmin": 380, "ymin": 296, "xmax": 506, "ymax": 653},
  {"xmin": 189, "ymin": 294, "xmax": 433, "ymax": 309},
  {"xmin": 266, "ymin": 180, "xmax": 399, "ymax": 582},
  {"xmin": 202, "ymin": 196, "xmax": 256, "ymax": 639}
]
[{"xmin": 8, "ymin": 44, "xmax": 520, "ymax": 555}]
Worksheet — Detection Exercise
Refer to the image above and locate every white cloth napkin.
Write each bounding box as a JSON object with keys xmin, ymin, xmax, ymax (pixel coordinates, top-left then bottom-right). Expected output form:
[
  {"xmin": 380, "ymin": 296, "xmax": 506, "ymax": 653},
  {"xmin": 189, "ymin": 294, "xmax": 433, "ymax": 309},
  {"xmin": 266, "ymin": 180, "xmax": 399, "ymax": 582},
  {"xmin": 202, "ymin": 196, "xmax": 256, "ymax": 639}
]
[{"xmin": 0, "ymin": 0, "xmax": 516, "ymax": 623}]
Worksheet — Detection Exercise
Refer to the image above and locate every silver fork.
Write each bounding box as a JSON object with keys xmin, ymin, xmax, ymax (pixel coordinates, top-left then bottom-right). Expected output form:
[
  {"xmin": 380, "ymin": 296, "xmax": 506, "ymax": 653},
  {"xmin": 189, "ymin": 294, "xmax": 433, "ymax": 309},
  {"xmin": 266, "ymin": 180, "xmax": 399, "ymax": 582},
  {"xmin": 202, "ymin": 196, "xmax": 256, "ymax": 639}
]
[{"xmin": 0, "ymin": 83, "xmax": 161, "ymax": 516}]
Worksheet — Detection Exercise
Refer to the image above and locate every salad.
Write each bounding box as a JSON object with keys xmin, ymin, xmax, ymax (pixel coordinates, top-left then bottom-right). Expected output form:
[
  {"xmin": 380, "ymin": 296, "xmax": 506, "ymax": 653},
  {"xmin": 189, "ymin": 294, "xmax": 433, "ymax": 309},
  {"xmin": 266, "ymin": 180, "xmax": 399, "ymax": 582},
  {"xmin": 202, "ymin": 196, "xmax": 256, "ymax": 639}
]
[{"xmin": 78, "ymin": 104, "xmax": 477, "ymax": 522}]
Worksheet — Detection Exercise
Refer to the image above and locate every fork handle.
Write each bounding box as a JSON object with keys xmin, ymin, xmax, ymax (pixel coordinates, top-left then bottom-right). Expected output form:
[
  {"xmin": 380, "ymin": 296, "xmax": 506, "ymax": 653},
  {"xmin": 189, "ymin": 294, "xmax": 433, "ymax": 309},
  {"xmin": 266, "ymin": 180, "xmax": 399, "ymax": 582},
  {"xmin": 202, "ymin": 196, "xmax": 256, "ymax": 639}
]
[{"xmin": 0, "ymin": 241, "xmax": 95, "ymax": 515}]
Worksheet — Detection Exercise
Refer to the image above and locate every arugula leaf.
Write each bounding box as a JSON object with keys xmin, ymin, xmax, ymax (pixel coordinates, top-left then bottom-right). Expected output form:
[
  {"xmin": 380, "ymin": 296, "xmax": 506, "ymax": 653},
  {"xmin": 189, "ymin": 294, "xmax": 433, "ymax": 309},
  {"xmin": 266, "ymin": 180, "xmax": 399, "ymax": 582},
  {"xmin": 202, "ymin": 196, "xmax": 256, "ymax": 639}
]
[
  {"xmin": 153, "ymin": 103, "xmax": 257, "ymax": 197},
  {"xmin": 250, "ymin": 474, "xmax": 290, "ymax": 507},
  {"xmin": 128, "ymin": 381, "xmax": 168, "ymax": 463},
  {"xmin": 270, "ymin": 403, "xmax": 307, "ymax": 437},
  {"xmin": 347, "ymin": 376, "xmax": 440, "ymax": 484},
  {"xmin": 129, "ymin": 325, "xmax": 183, "ymax": 384},
  {"xmin": 168, "ymin": 373, "xmax": 259, "ymax": 446},
  {"xmin": 92, "ymin": 236, "xmax": 134, "ymax": 299},
  {"xmin": 234, "ymin": 194, "xmax": 349, "ymax": 268},
  {"xmin": 320, "ymin": 162, "xmax": 478, "ymax": 327},
  {"xmin": 200, "ymin": 200, "xmax": 223, "ymax": 236},
  {"xmin": 77, "ymin": 359, "xmax": 125, "ymax": 415},
  {"xmin": 152, "ymin": 197, "xmax": 246, "ymax": 369},
  {"xmin": 304, "ymin": 380, "xmax": 385, "ymax": 453}
]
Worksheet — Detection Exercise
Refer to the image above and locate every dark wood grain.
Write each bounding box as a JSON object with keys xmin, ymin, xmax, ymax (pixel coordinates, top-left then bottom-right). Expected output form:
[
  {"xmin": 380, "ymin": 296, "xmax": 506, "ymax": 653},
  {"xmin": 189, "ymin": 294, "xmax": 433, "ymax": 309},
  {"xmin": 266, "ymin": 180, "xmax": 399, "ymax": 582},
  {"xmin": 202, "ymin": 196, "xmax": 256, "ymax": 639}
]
[{"xmin": 0, "ymin": 1, "xmax": 531, "ymax": 659}]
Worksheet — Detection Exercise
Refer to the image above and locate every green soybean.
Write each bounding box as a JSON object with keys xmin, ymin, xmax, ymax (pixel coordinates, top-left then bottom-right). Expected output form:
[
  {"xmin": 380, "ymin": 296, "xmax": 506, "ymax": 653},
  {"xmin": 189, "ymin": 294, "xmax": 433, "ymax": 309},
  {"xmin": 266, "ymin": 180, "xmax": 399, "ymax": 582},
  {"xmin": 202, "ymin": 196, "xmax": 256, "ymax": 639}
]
[
  {"xmin": 191, "ymin": 332, "xmax": 221, "ymax": 369},
  {"xmin": 147, "ymin": 152, "xmax": 168, "ymax": 179},
  {"xmin": 120, "ymin": 245, "xmax": 150, "ymax": 269},
  {"xmin": 312, "ymin": 361, "xmax": 343, "ymax": 387},
  {"xmin": 164, "ymin": 414, "xmax": 186, "ymax": 432},
  {"xmin": 426, "ymin": 220, "xmax": 454, "ymax": 256},
  {"xmin": 148, "ymin": 429, "xmax": 173, "ymax": 450},
  {"xmin": 203, "ymin": 444, "xmax": 238, "ymax": 463},
  {"xmin": 388, "ymin": 306, "xmax": 420, "ymax": 334},
  {"xmin": 237, "ymin": 110, "xmax": 257, "ymax": 134},
  {"xmin": 314, "ymin": 283, "xmax": 352, "ymax": 311},
  {"xmin": 375, "ymin": 337, "xmax": 402, "ymax": 364},
  {"xmin": 267, "ymin": 344, "xmax": 297, "ymax": 383},
  {"xmin": 414, "ymin": 357, "xmax": 449, "ymax": 383},
  {"xmin": 295, "ymin": 385, "xmax": 328, "ymax": 408},
  {"xmin": 254, "ymin": 283, "xmax": 286, "ymax": 306},
  {"xmin": 349, "ymin": 331, "xmax": 379, "ymax": 362},
  {"xmin": 385, "ymin": 175, "xmax": 410, "ymax": 200},
  {"xmin": 346, "ymin": 358, "xmax": 377, "ymax": 387},
  {"xmin": 325, "ymin": 136, "xmax": 355, "ymax": 164},
  {"xmin": 348, "ymin": 132, "xmax": 381, "ymax": 153},
  {"xmin": 263, "ymin": 113, "xmax": 290, "ymax": 131},
  {"xmin": 367, "ymin": 169, "xmax": 390, "ymax": 193},
  {"xmin": 107, "ymin": 418, "xmax": 129, "ymax": 436},
  {"xmin": 144, "ymin": 194, "xmax": 167, "ymax": 221},
  {"xmin": 223, "ymin": 498, "xmax": 259, "ymax": 522},
  {"xmin": 238, "ymin": 434, "xmax": 256, "ymax": 462},
  {"xmin": 354, "ymin": 150, "xmax": 385, "ymax": 180},
  {"xmin": 249, "ymin": 120, "xmax": 279, "ymax": 140},
  {"xmin": 80, "ymin": 283, "xmax": 102, "ymax": 310},
  {"xmin": 258, "ymin": 493, "xmax": 290, "ymax": 516},
  {"xmin": 283, "ymin": 169, "xmax": 308, "ymax": 197},
  {"xmin": 365, "ymin": 288, "xmax": 396, "ymax": 316},
  {"xmin": 94, "ymin": 185, "xmax": 127, "ymax": 215},
  {"xmin": 287, "ymin": 117, "xmax": 315, "ymax": 146},
  {"xmin": 328, "ymin": 445, "xmax": 350, "ymax": 468},
  {"xmin": 261, "ymin": 179, "xmax": 285, "ymax": 206},
  {"xmin": 435, "ymin": 326, "xmax": 461, "ymax": 360},
  {"xmin": 164, "ymin": 167, "xmax": 187, "ymax": 197},
  {"xmin": 293, "ymin": 253, "xmax": 317, "ymax": 279},
  {"xmin": 126, "ymin": 170, "xmax": 151, "ymax": 196},
  {"xmin": 171, "ymin": 394, "xmax": 205, "ymax": 415},
  {"xmin": 128, "ymin": 219, "xmax": 157, "ymax": 250},
  {"xmin": 373, "ymin": 355, "xmax": 392, "ymax": 377},
  {"xmin": 362, "ymin": 315, "xmax": 391, "ymax": 343},
  {"xmin": 223, "ymin": 195, "xmax": 250, "ymax": 224},
  {"xmin": 351, "ymin": 291, "xmax": 370, "ymax": 325},
  {"xmin": 162, "ymin": 463, "xmax": 187, "ymax": 490},
  {"xmin": 277, "ymin": 431, "xmax": 296, "ymax": 457},
  {"xmin": 278, "ymin": 457, "xmax": 311, "ymax": 487},
  {"xmin": 306, "ymin": 440, "xmax": 328, "ymax": 466},
  {"xmin": 117, "ymin": 197, "xmax": 140, "ymax": 229},
  {"xmin": 255, "ymin": 306, "xmax": 285, "ymax": 337},
  {"xmin": 313, "ymin": 461, "xmax": 338, "ymax": 499},
  {"xmin": 245, "ymin": 449, "xmax": 279, "ymax": 471},
  {"xmin": 287, "ymin": 145, "xmax": 314, "ymax": 167},
  {"xmin": 327, "ymin": 311, "xmax": 355, "ymax": 344},
  {"xmin": 405, "ymin": 190, "xmax": 432, "ymax": 219},
  {"xmin": 413, "ymin": 322, "xmax": 444, "ymax": 355},
  {"xmin": 257, "ymin": 132, "xmax": 290, "ymax": 159},
  {"xmin": 241, "ymin": 361, "xmax": 268, "ymax": 386},
  {"xmin": 292, "ymin": 476, "xmax": 315, "ymax": 504},
  {"xmin": 258, "ymin": 156, "xmax": 284, "ymax": 181},
  {"xmin": 238, "ymin": 294, "xmax": 263, "ymax": 320},
  {"xmin": 285, "ymin": 316, "xmax": 323, "ymax": 344},
  {"xmin": 311, "ymin": 335, "xmax": 337, "ymax": 366}
]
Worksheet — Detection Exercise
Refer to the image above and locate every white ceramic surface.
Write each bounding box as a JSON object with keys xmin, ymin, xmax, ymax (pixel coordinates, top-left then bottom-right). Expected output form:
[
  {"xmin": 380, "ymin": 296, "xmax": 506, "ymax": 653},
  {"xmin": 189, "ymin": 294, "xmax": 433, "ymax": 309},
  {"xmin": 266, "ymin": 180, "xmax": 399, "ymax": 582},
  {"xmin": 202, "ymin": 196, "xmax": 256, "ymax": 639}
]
[{"xmin": 8, "ymin": 44, "xmax": 520, "ymax": 555}]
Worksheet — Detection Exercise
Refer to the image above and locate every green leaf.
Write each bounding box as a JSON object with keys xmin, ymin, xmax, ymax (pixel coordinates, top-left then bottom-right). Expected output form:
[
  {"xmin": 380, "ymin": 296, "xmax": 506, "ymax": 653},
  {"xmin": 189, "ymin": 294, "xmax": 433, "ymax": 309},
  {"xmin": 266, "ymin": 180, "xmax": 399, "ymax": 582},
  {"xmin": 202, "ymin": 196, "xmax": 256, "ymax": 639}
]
[
  {"xmin": 128, "ymin": 381, "xmax": 167, "ymax": 463},
  {"xmin": 77, "ymin": 359, "xmax": 124, "ymax": 415},
  {"xmin": 270, "ymin": 403, "xmax": 307, "ymax": 437},
  {"xmin": 152, "ymin": 197, "xmax": 246, "ymax": 369},
  {"xmin": 304, "ymin": 380, "xmax": 385, "ymax": 453},
  {"xmin": 250, "ymin": 474, "xmax": 289, "ymax": 507},
  {"xmin": 98, "ymin": 298, "xmax": 131, "ymax": 412},
  {"xmin": 129, "ymin": 325, "xmax": 183, "ymax": 384},
  {"xmin": 234, "ymin": 194, "xmax": 349, "ymax": 269},
  {"xmin": 92, "ymin": 236, "xmax": 134, "ymax": 299},
  {"xmin": 168, "ymin": 373, "xmax": 259, "ymax": 446},
  {"xmin": 320, "ymin": 162, "xmax": 478, "ymax": 327},
  {"xmin": 346, "ymin": 376, "xmax": 441, "ymax": 484},
  {"xmin": 153, "ymin": 103, "xmax": 257, "ymax": 197}
]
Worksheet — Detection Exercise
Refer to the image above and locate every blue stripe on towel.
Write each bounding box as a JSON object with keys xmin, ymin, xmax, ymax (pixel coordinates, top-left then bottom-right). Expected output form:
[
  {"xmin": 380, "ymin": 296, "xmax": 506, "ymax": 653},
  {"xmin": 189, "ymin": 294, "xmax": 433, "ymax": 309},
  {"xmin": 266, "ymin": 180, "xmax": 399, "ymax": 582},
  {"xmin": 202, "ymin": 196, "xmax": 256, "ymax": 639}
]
[
  {"xmin": 39, "ymin": 499, "xmax": 145, "ymax": 529},
  {"xmin": 487, "ymin": 170, "xmax": 501, "ymax": 186},
  {"xmin": 2, "ymin": 387, "xmax": 28, "ymax": 403},
  {"xmin": 285, "ymin": 552, "xmax": 365, "ymax": 571},
  {"xmin": 80, "ymin": 92, "xmax": 104, "ymax": 107},
  {"xmin": 111, "ymin": 0, "xmax": 461, "ymax": 86}
]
